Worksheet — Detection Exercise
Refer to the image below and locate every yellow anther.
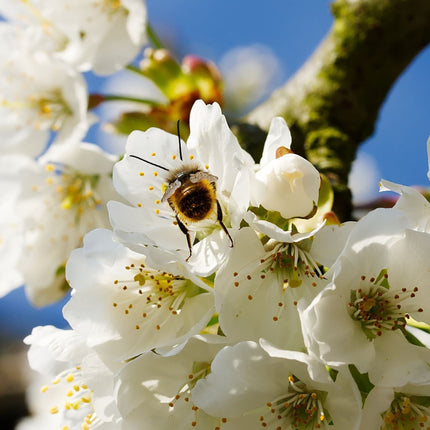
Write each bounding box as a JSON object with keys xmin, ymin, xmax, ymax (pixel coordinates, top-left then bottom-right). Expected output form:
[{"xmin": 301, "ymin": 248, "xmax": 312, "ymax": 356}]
[
  {"xmin": 52, "ymin": 377, "xmax": 61, "ymax": 385},
  {"xmin": 45, "ymin": 163, "xmax": 55, "ymax": 172},
  {"xmin": 384, "ymin": 412, "xmax": 395, "ymax": 423},
  {"xmin": 73, "ymin": 384, "xmax": 80, "ymax": 391},
  {"xmin": 66, "ymin": 373, "xmax": 75, "ymax": 383},
  {"xmin": 61, "ymin": 195, "xmax": 73, "ymax": 210},
  {"xmin": 40, "ymin": 385, "xmax": 49, "ymax": 393},
  {"xmin": 50, "ymin": 406, "xmax": 59, "ymax": 414},
  {"xmin": 134, "ymin": 273, "xmax": 146, "ymax": 286},
  {"xmin": 362, "ymin": 298, "xmax": 376, "ymax": 312},
  {"xmin": 46, "ymin": 177, "xmax": 54, "ymax": 185},
  {"xmin": 66, "ymin": 390, "xmax": 73, "ymax": 397}
]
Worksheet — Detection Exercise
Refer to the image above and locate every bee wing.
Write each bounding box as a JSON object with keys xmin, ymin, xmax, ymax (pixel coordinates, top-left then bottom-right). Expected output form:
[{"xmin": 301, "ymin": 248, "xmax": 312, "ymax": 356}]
[
  {"xmin": 161, "ymin": 178, "xmax": 182, "ymax": 202},
  {"xmin": 190, "ymin": 171, "xmax": 218, "ymax": 184}
]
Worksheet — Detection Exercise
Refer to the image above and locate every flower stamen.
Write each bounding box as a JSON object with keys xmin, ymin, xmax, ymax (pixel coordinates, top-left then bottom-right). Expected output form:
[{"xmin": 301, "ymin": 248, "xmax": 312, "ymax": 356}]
[
  {"xmin": 348, "ymin": 272, "xmax": 423, "ymax": 340},
  {"xmin": 260, "ymin": 374, "xmax": 330, "ymax": 429},
  {"xmin": 382, "ymin": 393, "xmax": 430, "ymax": 430}
]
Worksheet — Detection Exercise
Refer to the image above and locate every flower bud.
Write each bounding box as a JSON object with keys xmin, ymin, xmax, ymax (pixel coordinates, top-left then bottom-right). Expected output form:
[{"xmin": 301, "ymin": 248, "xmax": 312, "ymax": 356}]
[{"xmin": 252, "ymin": 152, "xmax": 320, "ymax": 219}]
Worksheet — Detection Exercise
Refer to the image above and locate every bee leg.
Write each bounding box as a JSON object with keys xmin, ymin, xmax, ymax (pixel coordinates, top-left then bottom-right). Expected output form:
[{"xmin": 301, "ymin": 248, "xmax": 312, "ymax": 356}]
[
  {"xmin": 176, "ymin": 215, "xmax": 193, "ymax": 261},
  {"xmin": 216, "ymin": 200, "xmax": 234, "ymax": 247}
]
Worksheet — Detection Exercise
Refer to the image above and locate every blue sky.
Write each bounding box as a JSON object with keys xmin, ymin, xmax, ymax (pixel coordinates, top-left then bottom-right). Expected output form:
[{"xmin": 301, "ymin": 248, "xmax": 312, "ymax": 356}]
[{"xmin": 1, "ymin": 0, "xmax": 429, "ymax": 338}]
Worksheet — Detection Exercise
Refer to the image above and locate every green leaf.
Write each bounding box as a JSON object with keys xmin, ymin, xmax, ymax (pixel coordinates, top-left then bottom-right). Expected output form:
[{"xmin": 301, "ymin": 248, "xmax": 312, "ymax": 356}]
[{"xmin": 348, "ymin": 364, "xmax": 374, "ymax": 405}]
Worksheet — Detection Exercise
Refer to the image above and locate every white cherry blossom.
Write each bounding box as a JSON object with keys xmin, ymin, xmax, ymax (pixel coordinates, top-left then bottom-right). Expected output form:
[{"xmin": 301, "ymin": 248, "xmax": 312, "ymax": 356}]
[
  {"xmin": 299, "ymin": 207, "xmax": 430, "ymax": 383},
  {"xmin": 0, "ymin": 142, "xmax": 118, "ymax": 305},
  {"xmin": 214, "ymin": 227, "xmax": 327, "ymax": 350},
  {"xmin": 0, "ymin": 0, "xmax": 147, "ymax": 75},
  {"xmin": 360, "ymin": 382, "xmax": 430, "ymax": 430},
  {"xmin": 192, "ymin": 340, "xmax": 362, "ymax": 430},
  {"xmin": 22, "ymin": 325, "xmax": 121, "ymax": 430},
  {"xmin": 64, "ymin": 229, "xmax": 216, "ymax": 361},
  {"xmin": 115, "ymin": 335, "xmax": 229, "ymax": 430},
  {"xmin": 0, "ymin": 23, "xmax": 89, "ymax": 156}
]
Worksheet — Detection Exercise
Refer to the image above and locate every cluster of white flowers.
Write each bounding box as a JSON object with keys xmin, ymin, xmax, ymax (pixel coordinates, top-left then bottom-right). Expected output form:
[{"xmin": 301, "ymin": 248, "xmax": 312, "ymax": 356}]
[
  {"xmin": 16, "ymin": 100, "xmax": 430, "ymax": 430},
  {"xmin": 1, "ymin": 2, "xmax": 430, "ymax": 430},
  {"xmin": 0, "ymin": 0, "xmax": 147, "ymax": 305}
]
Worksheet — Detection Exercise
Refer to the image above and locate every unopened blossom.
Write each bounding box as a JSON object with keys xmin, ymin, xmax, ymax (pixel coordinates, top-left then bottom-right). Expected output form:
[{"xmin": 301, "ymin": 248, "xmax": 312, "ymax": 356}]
[
  {"xmin": 64, "ymin": 229, "xmax": 216, "ymax": 361},
  {"xmin": 0, "ymin": 24, "xmax": 89, "ymax": 156},
  {"xmin": 109, "ymin": 100, "xmax": 254, "ymax": 275},
  {"xmin": 0, "ymin": 0, "xmax": 147, "ymax": 75},
  {"xmin": 192, "ymin": 340, "xmax": 362, "ymax": 430},
  {"xmin": 21, "ymin": 325, "xmax": 121, "ymax": 430},
  {"xmin": 115, "ymin": 335, "xmax": 229, "ymax": 430},
  {"xmin": 299, "ymin": 207, "xmax": 430, "ymax": 382},
  {"xmin": 0, "ymin": 142, "xmax": 118, "ymax": 305},
  {"xmin": 251, "ymin": 117, "xmax": 320, "ymax": 220}
]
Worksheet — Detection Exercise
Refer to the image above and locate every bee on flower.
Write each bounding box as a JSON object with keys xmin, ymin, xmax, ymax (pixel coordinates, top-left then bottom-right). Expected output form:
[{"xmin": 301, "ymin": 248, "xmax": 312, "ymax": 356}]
[{"xmin": 109, "ymin": 100, "xmax": 255, "ymax": 275}]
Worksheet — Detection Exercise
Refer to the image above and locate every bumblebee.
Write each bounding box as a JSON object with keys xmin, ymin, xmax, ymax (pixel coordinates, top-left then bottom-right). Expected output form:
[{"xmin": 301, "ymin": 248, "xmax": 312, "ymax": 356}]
[{"xmin": 129, "ymin": 127, "xmax": 233, "ymax": 260}]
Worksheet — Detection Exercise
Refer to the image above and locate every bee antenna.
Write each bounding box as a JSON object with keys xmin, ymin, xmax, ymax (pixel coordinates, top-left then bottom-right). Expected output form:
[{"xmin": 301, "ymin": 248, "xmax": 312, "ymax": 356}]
[
  {"xmin": 129, "ymin": 154, "xmax": 170, "ymax": 172},
  {"xmin": 177, "ymin": 119, "xmax": 183, "ymax": 161}
]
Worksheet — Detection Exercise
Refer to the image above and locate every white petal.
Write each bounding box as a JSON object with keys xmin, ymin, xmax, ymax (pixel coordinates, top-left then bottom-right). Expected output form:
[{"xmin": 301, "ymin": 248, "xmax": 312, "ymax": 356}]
[
  {"xmin": 369, "ymin": 331, "xmax": 430, "ymax": 387},
  {"xmin": 299, "ymin": 282, "xmax": 375, "ymax": 372},
  {"xmin": 259, "ymin": 116, "xmax": 292, "ymax": 166},
  {"xmin": 193, "ymin": 341, "xmax": 287, "ymax": 417},
  {"xmin": 311, "ymin": 221, "xmax": 356, "ymax": 267}
]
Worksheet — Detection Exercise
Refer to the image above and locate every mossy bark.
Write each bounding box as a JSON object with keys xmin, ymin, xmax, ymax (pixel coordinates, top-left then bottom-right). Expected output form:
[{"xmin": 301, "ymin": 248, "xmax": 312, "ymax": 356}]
[{"xmin": 239, "ymin": 0, "xmax": 430, "ymax": 220}]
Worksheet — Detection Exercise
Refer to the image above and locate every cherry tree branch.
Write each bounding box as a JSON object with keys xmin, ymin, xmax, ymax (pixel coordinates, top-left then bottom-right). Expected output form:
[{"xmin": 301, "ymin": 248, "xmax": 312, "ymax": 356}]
[{"xmin": 238, "ymin": 0, "xmax": 430, "ymax": 220}]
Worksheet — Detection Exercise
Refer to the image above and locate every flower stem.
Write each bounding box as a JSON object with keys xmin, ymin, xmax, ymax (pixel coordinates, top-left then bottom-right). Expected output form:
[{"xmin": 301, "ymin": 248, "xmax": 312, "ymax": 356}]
[
  {"xmin": 102, "ymin": 94, "xmax": 160, "ymax": 106},
  {"xmin": 88, "ymin": 93, "xmax": 160, "ymax": 109},
  {"xmin": 147, "ymin": 23, "xmax": 164, "ymax": 50},
  {"xmin": 125, "ymin": 64, "xmax": 145, "ymax": 76}
]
